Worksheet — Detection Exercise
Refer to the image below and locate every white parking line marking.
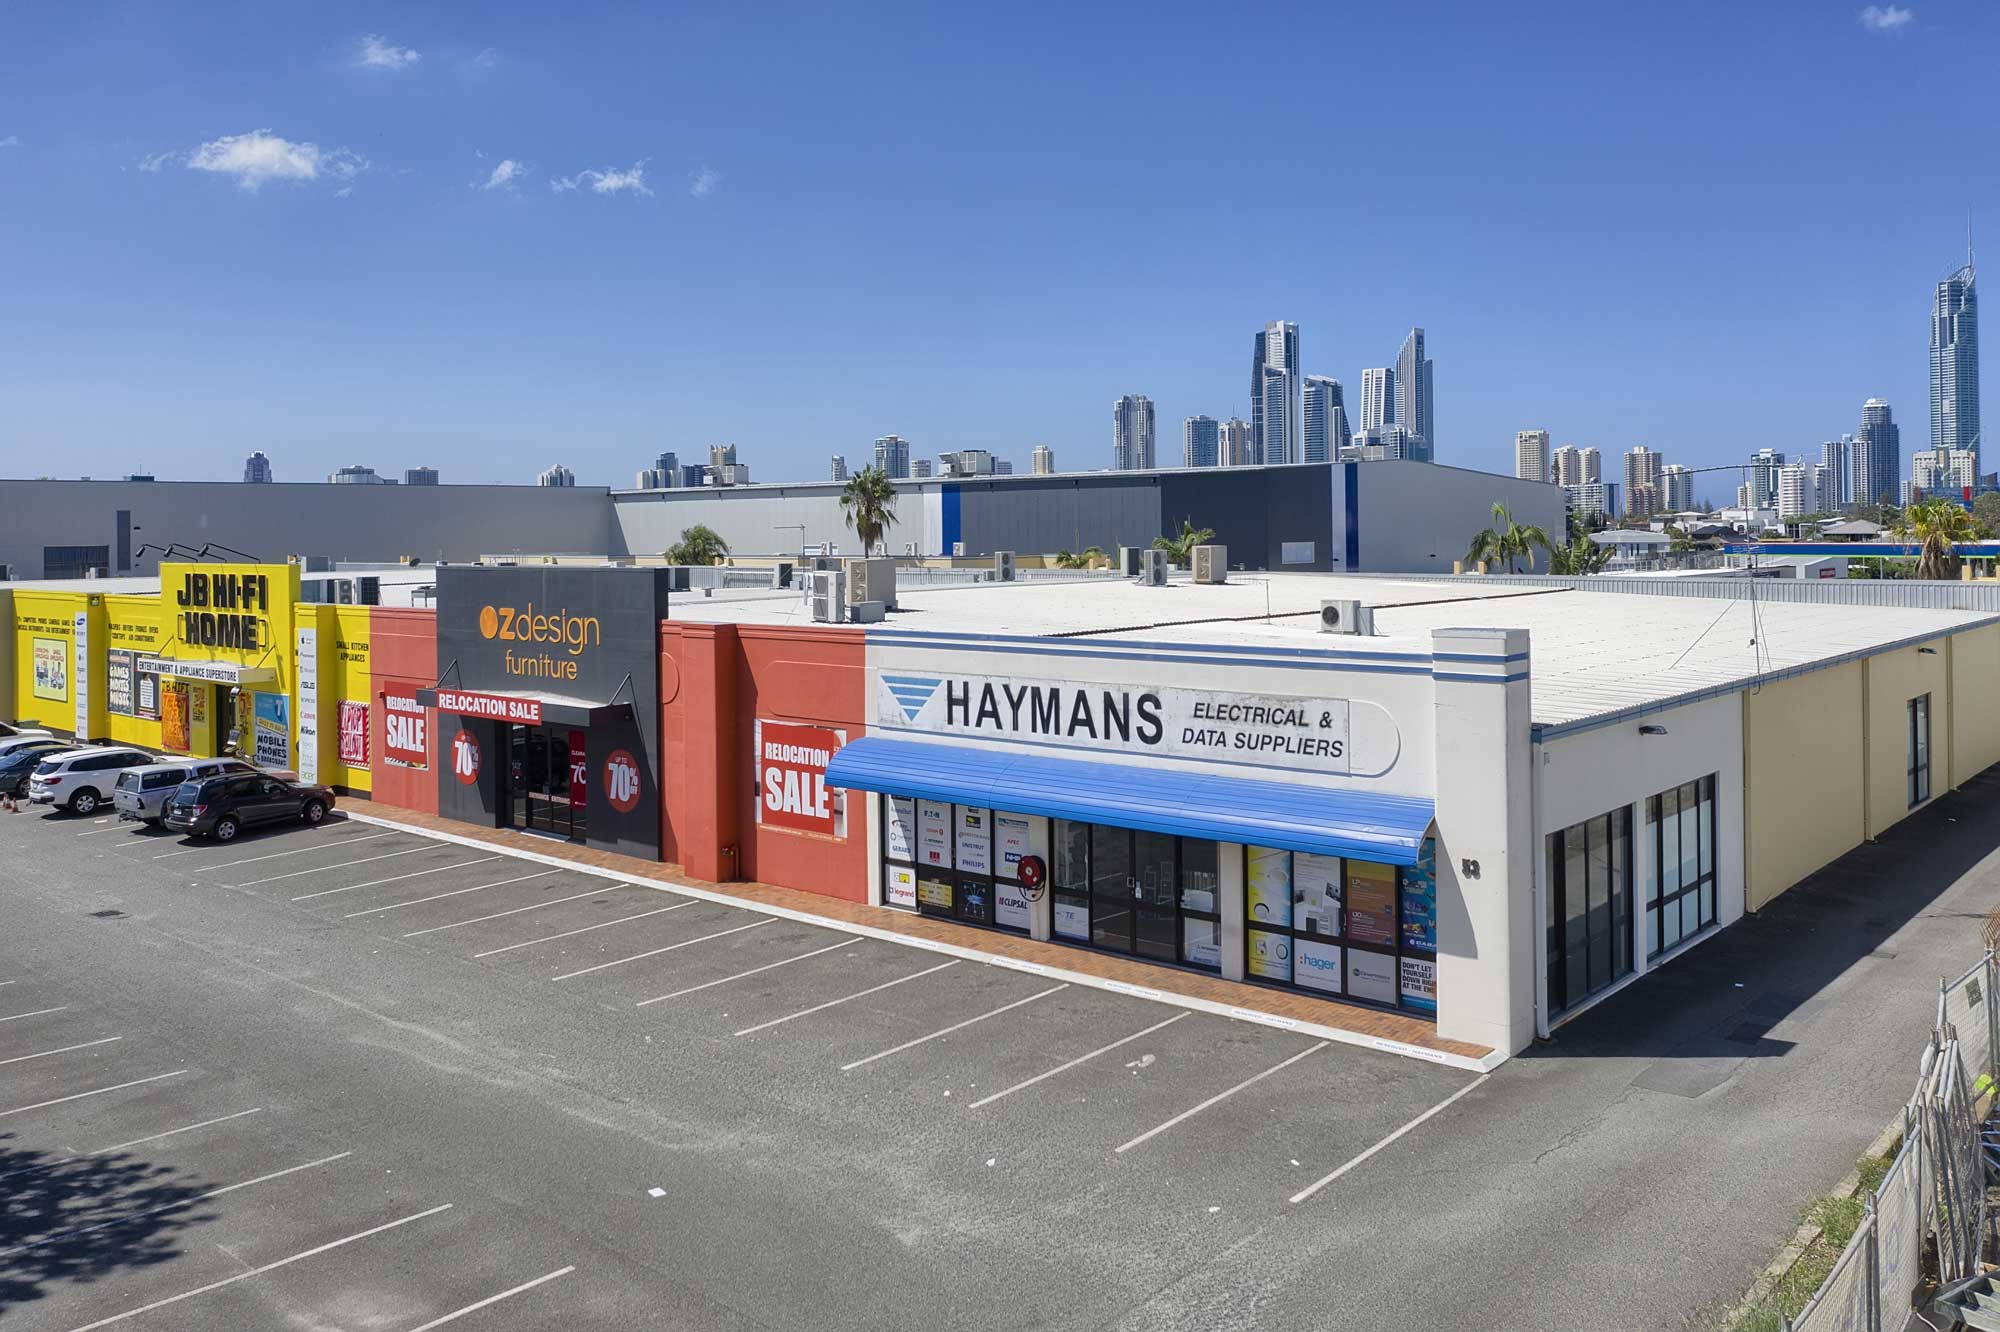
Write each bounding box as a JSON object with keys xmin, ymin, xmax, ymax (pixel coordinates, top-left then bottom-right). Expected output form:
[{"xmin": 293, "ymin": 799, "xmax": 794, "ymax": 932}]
[
  {"xmin": 59, "ymin": 1202, "xmax": 455, "ymax": 1332},
  {"xmin": 75, "ymin": 823, "xmax": 133, "ymax": 836},
  {"xmin": 343, "ymin": 868, "xmax": 562, "ymax": 919},
  {"xmin": 734, "ymin": 959, "xmax": 961, "ymax": 1037},
  {"xmin": 1, "ymin": 1150, "xmax": 353, "ymax": 1257},
  {"xmin": 0, "ymin": 1108, "xmax": 265, "ymax": 1185},
  {"xmin": 176, "ymin": 830, "xmax": 390, "ymax": 867},
  {"xmin": 636, "ymin": 937, "xmax": 862, "ymax": 1006},
  {"xmin": 0, "ymin": 1036, "xmax": 123, "ymax": 1068},
  {"xmin": 0, "ymin": 1070, "xmax": 187, "ymax": 1119},
  {"xmin": 235, "ymin": 846, "xmax": 436, "ymax": 887},
  {"xmin": 0, "ymin": 980, "xmax": 14, "ymax": 986},
  {"xmin": 0, "ymin": 1005, "xmax": 68, "ymax": 1024},
  {"xmin": 1115, "ymin": 1040, "xmax": 1331, "ymax": 1154},
  {"xmin": 968, "ymin": 1012, "xmax": 1191, "ymax": 1109},
  {"xmin": 841, "ymin": 984, "xmax": 1071, "ymax": 1070},
  {"xmin": 291, "ymin": 855, "xmax": 501, "ymax": 902},
  {"xmin": 471, "ymin": 903, "xmax": 689, "ymax": 956},
  {"xmin": 403, "ymin": 885, "xmax": 650, "ymax": 939},
  {"xmin": 404, "ymin": 1265, "xmax": 577, "ymax": 1331},
  {"xmin": 550, "ymin": 919, "xmax": 771, "ymax": 981},
  {"xmin": 1288, "ymin": 1074, "xmax": 1490, "ymax": 1204}
]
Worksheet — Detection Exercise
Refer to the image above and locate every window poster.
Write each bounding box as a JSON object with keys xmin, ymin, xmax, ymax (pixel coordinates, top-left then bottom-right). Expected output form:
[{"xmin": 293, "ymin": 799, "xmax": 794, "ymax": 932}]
[
  {"xmin": 135, "ymin": 663, "xmax": 159, "ymax": 720},
  {"xmin": 338, "ymin": 700, "xmax": 370, "ymax": 767},
  {"xmin": 253, "ymin": 692, "xmax": 291, "ymax": 770},
  {"xmin": 886, "ymin": 864, "xmax": 918, "ymax": 910},
  {"xmin": 1054, "ymin": 899, "xmax": 1089, "ymax": 941},
  {"xmin": 161, "ymin": 682, "xmax": 190, "ymax": 752},
  {"xmin": 32, "ymin": 638, "xmax": 67, "ymax": 702},
  {"xmin": 1346, "ymin": 862, "xmax": 1398, "ymax": 947},
  {"xmin": 1400, "ymin": 956, "xmax": 1437, "ymax": 1013},
  {"xmin": 1246, "ymin": 847, "xmax": 1292, "ymax": 929},
  {"xmin": 1295, "ymin": 853, "xmax": 1343, "ymax": 937},
  {"xmin": 917, "ymin": 800, "xmax": 951, "ymax": 868},
  {"xmin": 1248, "ymin": 929, "xmax": 1291, "ymax": 982},
  {"xmin": 885, "ymin": 796, "xmax": 915, "ymax": 862},
  {"xmin": 995, "ymin": 877, "xmax": 1031, "ymax": 931},
  {"xmin": 1295, "ymin": 939, "xmax": 1344, "ymax": 996},
  {"xmin": 1183, "ymin": 919, "xmax": 1222, "ymax": 970},
  {"xmin": 955, "ymin": 806, "xmax": 992, "ymax": 875},
  {"xmin": 1400, "ymin": 840, "xmax": 1438, "ymax": 953},
  {"xmin": 106, "ymin": 650, "xmax": 135, "ymax": 716},
  {"xmin": 917, "ymin": 875, "xmax": 953, "ymax": 909},
  {"xmin": 1347, "ymin": 949, "xmax": 1398, "ymax": 1004},
  {"xmin": 994, "ymin": 813, "xmax": 1032, "ymax": 880}
]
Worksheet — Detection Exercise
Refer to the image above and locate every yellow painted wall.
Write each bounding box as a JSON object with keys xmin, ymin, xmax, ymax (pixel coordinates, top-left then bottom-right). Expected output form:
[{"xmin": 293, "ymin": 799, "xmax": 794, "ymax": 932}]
[
  {"xmin": 101, "ymin": 594, "xmax": 166, "ymax": 750},
  {"xmin": 1950, "ymin": 624, "xmax": 2000, "ymax": 787},
  {"xmin": 1865, "ymin": 640, "xmax": 1951, "ymax": 839},
  {"xmin": 10, "ymin": 590, "xmax": 91, "ymax": 735},
  {"xmin": 1742, "ymin": 661, "xmax": 1865, "ymax": 911},
  {"xmin": 157, "ymin": 563, "xmax": 301, "ymax": 766},
  {"xmin": 303, "ymin": 604, "xmax": 375, "ymax": 795}
]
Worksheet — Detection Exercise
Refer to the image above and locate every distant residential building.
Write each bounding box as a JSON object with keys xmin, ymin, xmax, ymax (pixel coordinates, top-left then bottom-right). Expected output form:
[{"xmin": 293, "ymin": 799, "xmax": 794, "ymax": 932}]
[
  {"xmin": 1932, "ymin": 261, "xmax": 1980, "ymax": 470},
  {"xmin": 939, "ymin": 449, "xmax": 996, "ymax": 477},
  {"xmin": 1113, "ymin": 394, "xmax": 1156, "ymax": 470},
  {"xmin": 1661, "ymin": 463, "xmax": 1694, "ymax": 512},
  {"xmin": 1747, "ymin": 447, "xmax": 1784, "ymax": 509},
  {"xmin": 1515, "ymin": 430, "xmax": 1550, "ymax": 483},
  {"xmin": 1217, "ymin": 417, "xmax": 1253, "ymax": 467},
  {"xmin": 1359, "ymin": 368, "xmax": 1393, "ymax": 431},
  {"xmin": 1349, "ymin": 424, "xmax": 1423, "ymax": 461},
  {"xmin": 912, "ymin": 459, "xmax": 932, "ymax": 478},
  {"xmin": 706, "ymin": 461, "xmax": 751, "ymax": 486},
  {"xmin": 1776, "ymin": 462, "xmax": 1818, "ymax": 519},
  {"xmin": 874, "ymin": 435, "xmax": 912, "ymax": 479},
  {"xmin": 994, "ymin": 459, "xmax": 1013, "ymax": 475},
  {"xmin": 1551, "ymin": 445, "xmax": 1581, "ymax": 486},
  {"xmin": 1564, "ymin": 482, "xmax": 1612, "ymax": 520},
  {"xmin": 677, "ymin": 463, "xmax": 707, "ymax": 488},
  {"xmin": 1622, "ymin": 446, "xmax": 1663, "ymax": 517},
  {"xmin": 1855, "ymin": 399, "xmax": 1901, "ymax": 507},
  {"xmin": 1031, "ymin": 444, "xmax": 1055, "ymax": 475},
  {"xmin": 1580, "ymin": 447, "xmax": 1602, "ymax": 483},
  {"xmin": 830, "ymin": 455, "xmax": 848, "ymax": 482},
  {"xmin": 329, "ymin": 463, "xmax": 387, "ymax": 484},
  {"xmin": 538, "ymin": 464, "xmax": 575, "ymax": 488},
  {"xmin": 1302, "ymin": 378, "xmax": 1347, "ymax": 465},
  {"xmin": 1821, "ymin": 436, "xmax": 1854, "ymax": 511},
  {"xmin": 1394, "ymin": 328, "xmax": 1435, "ymax": 458},
  {"xmin": 635, "ymin": 467, "xmax": 672, "ymax": 489},
  {"xmin": 404, "ymin": 466, "xmax": 439, "ymax": 486},
  {"xmin": 1251, "ymin": 322, "xmax": 1300, "ymax": 466},
  {"xmin": 243, "ymin": 451, "xmax": 274, "ymax": 484},
  {"xmin": 1912, "ymin": 446, "xmax": 1978, "ymax": 499},
  {"xmin": 1183, "ymin": 415, "xmax": 1220, "ymax": 468}
]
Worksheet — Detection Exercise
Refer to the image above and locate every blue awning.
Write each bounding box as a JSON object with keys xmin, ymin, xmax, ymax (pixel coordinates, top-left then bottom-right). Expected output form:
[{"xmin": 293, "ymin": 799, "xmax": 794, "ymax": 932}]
[{"xmin": 826, "ymin": 736, "xmax": 1434, "ymax": 865}]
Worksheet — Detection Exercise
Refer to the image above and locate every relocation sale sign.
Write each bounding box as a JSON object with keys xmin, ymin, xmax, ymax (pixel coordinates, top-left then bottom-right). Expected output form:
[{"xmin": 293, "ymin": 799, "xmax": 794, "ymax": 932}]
[
  {"xmin": 755, "ymin": 720, "xmax": 846, "ymax": 837},
  {"xmin": 383, "ymin": 687, "xmax": 430, "ymax": 769}
]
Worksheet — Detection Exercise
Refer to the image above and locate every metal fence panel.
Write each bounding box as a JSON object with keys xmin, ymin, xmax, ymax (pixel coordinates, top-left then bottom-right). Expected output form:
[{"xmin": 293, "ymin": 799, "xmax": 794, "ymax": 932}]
[
  {"xmin": 1873, "ymin": 1140, "xmax": 1923, "ymax": 1329},
  {"xmin": 1790, "ymin": 1219, "xmax": 1873, "ymax": 1332},
  {"xmin": 1942, "ymin": 958, "xmax": 1997, "ymax": 1082}
]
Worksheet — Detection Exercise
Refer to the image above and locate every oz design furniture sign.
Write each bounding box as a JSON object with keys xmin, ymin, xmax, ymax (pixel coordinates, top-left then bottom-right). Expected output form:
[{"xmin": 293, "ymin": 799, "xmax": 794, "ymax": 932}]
[{"xmin": 877, "ymin": 671, "xmax": 1352, "ymax": 775}]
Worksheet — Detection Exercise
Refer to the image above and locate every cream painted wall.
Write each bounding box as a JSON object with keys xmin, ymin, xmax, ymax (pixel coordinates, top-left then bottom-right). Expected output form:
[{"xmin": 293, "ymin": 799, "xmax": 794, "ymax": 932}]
[
  {"xmin": 1951, "ymin": 625, "xmax": 2000, "ymax": 786},
  {"xmin": 1742, "ymin": 662, "xmax": 1864, "ymax": 911},
  {"xmin": 1865, "ymin": 642, "xmax": 1951, "ymax": 839}
]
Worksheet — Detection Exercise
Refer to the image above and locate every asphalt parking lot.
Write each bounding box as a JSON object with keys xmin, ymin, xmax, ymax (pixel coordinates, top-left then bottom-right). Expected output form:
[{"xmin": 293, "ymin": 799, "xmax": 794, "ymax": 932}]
[{"xmin": 0, "ymin": 806, "xmax": 1478, "ymax": 1330}]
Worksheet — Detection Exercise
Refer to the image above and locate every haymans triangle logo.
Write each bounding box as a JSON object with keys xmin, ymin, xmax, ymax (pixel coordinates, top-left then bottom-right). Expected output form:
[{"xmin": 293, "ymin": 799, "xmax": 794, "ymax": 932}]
[{"xmin": 881, "ymin": 674, "xmax": 942, "ymax": 725}]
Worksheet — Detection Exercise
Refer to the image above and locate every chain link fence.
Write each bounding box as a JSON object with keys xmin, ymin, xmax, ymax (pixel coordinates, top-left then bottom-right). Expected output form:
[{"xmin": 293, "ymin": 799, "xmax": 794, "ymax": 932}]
[{"xmin": 1782, "ymin": 952, "xmax": 1996, "ymax": 1331}]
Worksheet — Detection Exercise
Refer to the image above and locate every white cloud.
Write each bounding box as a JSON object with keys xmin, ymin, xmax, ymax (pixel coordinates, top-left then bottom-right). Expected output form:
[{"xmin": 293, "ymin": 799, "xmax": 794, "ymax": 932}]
[
  {"xmin": 0, "ymin": 135, "xmax": 19, "ymax": 148},
  {"xmin": 689, "ymin": 165, "xmax": 719, "ymax": 198},
  {"xmin": 1859, "ymin": 5, "xmax": 1914, "ymax": 31},
  {"xmin": 470, "ymin": 47, "xmax": 499, "ymax": 68},
  {"xmin": 550, "ymin": 161, "xmax": 653, "ymax": 196},
  {"xmin": 137, "ymin": 150, "xmax": 176, "ymax": 172},
  {"xmin": 481, "ymin": 158, "xmax": 526, "ymax": 190},
  {"xmin": 356, "ymin": 33, "xmax": 421, "ymax": 70},
  {"xmin": 182, "ymin": 129, "xmax": 369, "ymax": 192}
]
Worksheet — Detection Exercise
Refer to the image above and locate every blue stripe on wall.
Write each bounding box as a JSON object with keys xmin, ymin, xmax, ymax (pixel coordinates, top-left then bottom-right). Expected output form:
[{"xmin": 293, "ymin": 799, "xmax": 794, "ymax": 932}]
[
  {"xmin": 941, "ymin": 484, "xmax": 961, "ymax": 556},
  {"xmin": 1343, "ymin": 462, "xmax": 1360, "ymax": 569}
]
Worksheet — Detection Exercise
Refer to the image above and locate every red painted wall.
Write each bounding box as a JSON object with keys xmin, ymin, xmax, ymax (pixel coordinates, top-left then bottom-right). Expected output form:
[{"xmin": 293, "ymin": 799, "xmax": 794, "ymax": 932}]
[
  {"xmin": 659, "ymin": 621, "xmax": 867, "ymax": 899},
  {"xmin": 367, "ymin": 608, "xmax": 439, "ymax": 815}
]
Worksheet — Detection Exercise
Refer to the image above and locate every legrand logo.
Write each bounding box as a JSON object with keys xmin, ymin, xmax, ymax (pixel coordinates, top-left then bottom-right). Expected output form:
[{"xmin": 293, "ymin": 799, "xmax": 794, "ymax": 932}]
[{"xmin": 479, "ymin": 603, "xmax": 601, "ymax": 681}]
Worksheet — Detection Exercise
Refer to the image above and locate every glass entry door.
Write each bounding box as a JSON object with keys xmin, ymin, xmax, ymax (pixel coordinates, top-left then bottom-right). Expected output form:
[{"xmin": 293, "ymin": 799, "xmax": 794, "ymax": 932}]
[{"xmin": 507, "ymin": 724, "xmax": 586, "ymax": 840}]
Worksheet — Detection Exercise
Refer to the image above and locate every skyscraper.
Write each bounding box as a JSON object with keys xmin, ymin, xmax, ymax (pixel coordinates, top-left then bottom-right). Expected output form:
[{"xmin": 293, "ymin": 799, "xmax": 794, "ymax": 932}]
[
  {"xmin": 1580, "ymin": 447, "xmax": 1602, "ymax": 483},
  {"xmin": 1661, "ymin": 463, "xmax": 1694, "ymax": 512},
  {"xmin": 1933, "ymin": 260, "xmax": 1980, "ymax": 469},
  {"xmin": 1776, "ymin": 463, "xmax": 1818, "ymax": 519},
  {"xmin": 1821, "ymin": 436, "xmax": 1853, "ymax": 511},
  {"xmin": 538, "ymin": 464, "xmax": 575, "ymax": 488},
  {"xmin": 1623, "ymin": 446, "xmax": 1662, "ymax": 517},
  {"xmin": 1551, "ymin": 445, "xmax": 1582, "ymax": 486},
  {"xmin": 1302, "ymin": 377, "xmax": 1348, "ymax": 465},
  {"xmin": 1514, "ymin": 430, "xmax": 1550, "ymax": 483},
  {"xmin": 1031, "ymin": 444, "xmax": 1055, "ymax": 475},
  {"xmin": 1394, "ymin": 328, "xmax": 1435, "ymax": 460},
  {"xmin": 830, "ymin": 455, "xmax": 848, "ymax": 482},
  {"xmin": 404, "ymin": 466, "xmax": 439, "ymax": 486},
  {"xmin": 1748, "ymin": 447, "xmax": 1785, "ymax": 509},
  {"xmin": 911, "ymin": 459, "xmax": 932, "ymax": 478},
  {"xmin": 1183, "ymin": 415, "xmax": 1220, "ymax": 468},
  {"xmin": 1854, "ymin": 399, "xmax": 1901, "ymax": 507},
  {"xmin": 1250, "ymin": 321, "xmax": 1300, "ymax": 465},
  {"xmin": 1359, "ymin": 368, "xmax": 1393, "ymax": 431},
  {"xmin": 1217, "ymin": 417, "xmax": 1252, "ymax": 467},
  {"xmin": 243, "ymin": 451, "xmax": 273, "ymax": 483},
  {"xmin": 874, "ymin": 435, "xmax": 911, "ymax": 478},
  {"xmin": 1113, "ymin": 394, "xmax": 1156, "ymax": 470}
]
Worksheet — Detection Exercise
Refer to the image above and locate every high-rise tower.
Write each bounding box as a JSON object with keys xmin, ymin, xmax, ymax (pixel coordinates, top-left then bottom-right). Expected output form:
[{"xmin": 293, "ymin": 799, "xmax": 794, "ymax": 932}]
[{"xmin": 1250, "ymin": 321, "xmax": 1300, "ymax": 465}]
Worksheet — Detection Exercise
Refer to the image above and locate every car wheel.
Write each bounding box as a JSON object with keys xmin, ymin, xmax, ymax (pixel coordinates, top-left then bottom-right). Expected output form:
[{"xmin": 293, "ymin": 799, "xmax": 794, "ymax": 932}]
[
  {"xmin": 212, "ymin": 816, "xmax": 241, "ymax": 842},
  {"xmin": 69, "ymin": 789, "xmax": 101, "ymax": 816},
  {"xmin": 301, "ymin": 800, "xmax": 327, "ymax": 826}
]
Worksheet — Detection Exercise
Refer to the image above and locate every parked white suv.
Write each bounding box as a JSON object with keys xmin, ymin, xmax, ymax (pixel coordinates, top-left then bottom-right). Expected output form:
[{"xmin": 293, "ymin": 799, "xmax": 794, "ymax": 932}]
[
  {"xmin": 29, "ymin": 746, "xmax": 157, "ymax": 814},
  {"xmin": 114, "ymin": 758, "xmax": 258, "ymax": 824}
]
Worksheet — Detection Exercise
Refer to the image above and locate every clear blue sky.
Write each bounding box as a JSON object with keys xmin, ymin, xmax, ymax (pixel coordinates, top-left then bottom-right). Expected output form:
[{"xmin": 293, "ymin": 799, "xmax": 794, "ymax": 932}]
[{"xmin": 0, "ymin": 2, "xmax": 1990, "ymax": 495}]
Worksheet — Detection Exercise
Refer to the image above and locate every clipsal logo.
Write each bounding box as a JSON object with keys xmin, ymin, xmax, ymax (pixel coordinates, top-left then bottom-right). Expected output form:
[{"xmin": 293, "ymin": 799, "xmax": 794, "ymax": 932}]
[
  {"xmin": 451, "ymin": 729, "xmax": 482, "ymax": 785},
  {"xmin": 477, "ymin": 603, "xmax": 602, "ymax": 657},
  {"xmin": 603, "ymin": 749, "xmax": 641, "ymax": 812}
]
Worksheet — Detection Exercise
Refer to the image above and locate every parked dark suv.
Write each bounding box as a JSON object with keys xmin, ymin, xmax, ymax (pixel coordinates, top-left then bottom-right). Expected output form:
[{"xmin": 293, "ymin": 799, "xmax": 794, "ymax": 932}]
[{"xmin": 162, "ymin": 771, "xmax": 336, "ymax": 842}]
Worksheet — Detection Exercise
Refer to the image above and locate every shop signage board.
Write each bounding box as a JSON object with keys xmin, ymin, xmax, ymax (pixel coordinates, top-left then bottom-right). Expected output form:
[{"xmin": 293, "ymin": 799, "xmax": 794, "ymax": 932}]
[
  {"xmin": 134, "ymin": 658, "xmax": 273, "ymax": 685},
  {"xmin": 296, "ymin": 626, "xmax": 319, "ymax": 785},
  {"xmin": 339, "ymin": 702, "xmax": 370, "ymax": 767},
  {"xmin": 107, "ymin": 650, "xmax": 134, "ymax": 716},
  {"xmin": 253, "ymin": 693, "xmax": 291, "ymax": 770},
  {"xmin": 134, "ymin": 661, "xmax": 159, "ymax": 719},
  {"xmin": 435, "ymin": 689, "xmax": 543, "ymax": 725},
  {"xmin": 72, "ymin": 612, "xmax": 90, "ymax": 739},
  {"xmin": 32, "ymin": 638, "xmax": 67, "ymax": 703},
  {"xmin": 886, "ymin": 864, "xmax": 917, "ymax": 909},
  {"xmin": 754, "ymin": 720, "xmax": 846, "ymax": 838},
  {"xmin": 877, "ymin": 670, "xmax": 1352, "ymax": 776},
  {"xmin": 383, "ymin": 687, "xmax": 429, "ymax": 769}
]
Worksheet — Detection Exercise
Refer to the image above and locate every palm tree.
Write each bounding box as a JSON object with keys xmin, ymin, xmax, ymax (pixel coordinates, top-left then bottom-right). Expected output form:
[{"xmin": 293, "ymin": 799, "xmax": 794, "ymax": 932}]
[
  {"xmin": 1152, "ymin": 519, "xmax": 1215, "ymax": 569},
  {"xmin": 840, "ymin": 466, "xmax": 899, "ymax": 556},
  {"xmin": 1896, "ymin": 498, "xmax": 1976, "ymax": 580},
  {"xmin": 1546, "ymin": 515, "xmax": 1612, "ymax": 575},
  {"xmin": 664, "ymin": 524, "xmax": 730, "ymax": 566},
  {"xmin": 1052, "ymin": 545, "xmax": 1107, "ymax": 570},
  {"xmin": 1464, "ymin": 503, "xmax": 1554, "ymax": 574}
]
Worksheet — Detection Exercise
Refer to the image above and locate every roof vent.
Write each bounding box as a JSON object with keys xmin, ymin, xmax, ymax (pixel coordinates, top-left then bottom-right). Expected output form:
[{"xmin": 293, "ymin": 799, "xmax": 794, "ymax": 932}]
[{"xmin": 1319, "ymin": 599, "xmax": 1374, "ymax": 635}]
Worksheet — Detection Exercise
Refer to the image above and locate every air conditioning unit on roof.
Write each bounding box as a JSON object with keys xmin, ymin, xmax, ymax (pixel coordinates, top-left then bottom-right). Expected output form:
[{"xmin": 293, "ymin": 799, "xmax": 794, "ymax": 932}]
[
  {"xmin": 1191, "ymin": 545, "xmax": 1226, "ymax": 584},
  {"xmin": 810, "ymin": 570, "xmax": 847, "ymax": 623},
  {"xmin": 1140, "ymin": 549, "xmax": 1168, "ymax": 586},
  {"xmin": 1319, "ymin": 599, "xmax": 1374, "ymax": 635},
  {"xmin": 846, "ymin": 557, "xmax": 897, "ymax": 609},
  {"xmin": 994, "ymin": 551, "xmax": 1016, "ymax": 582}
]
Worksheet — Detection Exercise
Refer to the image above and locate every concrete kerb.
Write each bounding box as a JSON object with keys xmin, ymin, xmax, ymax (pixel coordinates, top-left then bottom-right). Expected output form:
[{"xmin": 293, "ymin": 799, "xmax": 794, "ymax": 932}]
[{"xmin": 343, "ymin": 811, "xmax": 1502, "ymax": 1074}]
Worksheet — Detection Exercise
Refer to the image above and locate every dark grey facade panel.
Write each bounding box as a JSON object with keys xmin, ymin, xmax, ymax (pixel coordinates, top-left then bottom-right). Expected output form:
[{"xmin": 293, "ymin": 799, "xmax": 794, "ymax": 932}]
[
  {"xmin": 951, "ymin": 475, "xmax": 1166, "ymax": 558},
  {"xmin": 1157, "ymin": 466, "xmax": 1334, "ymax": 571}
]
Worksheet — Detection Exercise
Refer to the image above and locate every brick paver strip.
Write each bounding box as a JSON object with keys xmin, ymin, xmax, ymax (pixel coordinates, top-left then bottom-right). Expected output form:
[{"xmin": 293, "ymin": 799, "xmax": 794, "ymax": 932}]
[{"xmin": 346, "ymin": 802, "xmax": 1494, "ymax": 1066}]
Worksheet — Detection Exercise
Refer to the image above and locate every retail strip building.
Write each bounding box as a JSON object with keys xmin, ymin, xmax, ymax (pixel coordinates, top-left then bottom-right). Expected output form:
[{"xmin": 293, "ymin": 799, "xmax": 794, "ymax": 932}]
[{"xmin": 5, "ymin": 563, "xmax": 1995, "ymax": 1063}]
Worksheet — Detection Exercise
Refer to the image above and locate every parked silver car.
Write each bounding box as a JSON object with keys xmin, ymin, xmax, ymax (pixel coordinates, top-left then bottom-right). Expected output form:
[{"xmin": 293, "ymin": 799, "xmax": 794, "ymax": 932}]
[
  {"xmin": 114, "ymin": 758, "xmax": 258, "ymax": 824},
  {"xmin": 28, "ymin": 746, "xmax": 157, "ymax": 814}
]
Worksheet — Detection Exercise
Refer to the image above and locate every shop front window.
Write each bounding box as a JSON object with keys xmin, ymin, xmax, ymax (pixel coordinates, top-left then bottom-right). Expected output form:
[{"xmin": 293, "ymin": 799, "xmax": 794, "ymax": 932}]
[
  {"xmin": 1545, "ymin": 808, "xmax": 1632, "ymax": 1014},
  {"xmin": 1242, "ymin": 842, "xmax": 1435, "ymax": 1013},
  {"xmin": 1644, "ymin": 775, "xmax": 1715, "ymax": 961},
  {"xmin": 880, "ymin": 796, "xmax": 1029, "ymax": 936},
  {"xmin": 1908, "ymin": 695, "xmax": 1931, "ymax": 809}
]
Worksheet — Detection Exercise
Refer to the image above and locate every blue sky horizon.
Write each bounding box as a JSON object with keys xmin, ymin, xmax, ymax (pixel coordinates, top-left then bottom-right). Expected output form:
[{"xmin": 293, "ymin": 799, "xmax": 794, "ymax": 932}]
[{"xmin": 0, "ymin": 2, "xmax": 1991, "ymax": 497}]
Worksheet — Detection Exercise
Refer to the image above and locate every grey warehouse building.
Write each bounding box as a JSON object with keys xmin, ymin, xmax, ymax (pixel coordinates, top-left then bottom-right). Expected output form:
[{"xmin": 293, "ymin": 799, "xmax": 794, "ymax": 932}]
[{"xmin": 0, "ymin": 461, "xmax": 1560, "ymax": 579}]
